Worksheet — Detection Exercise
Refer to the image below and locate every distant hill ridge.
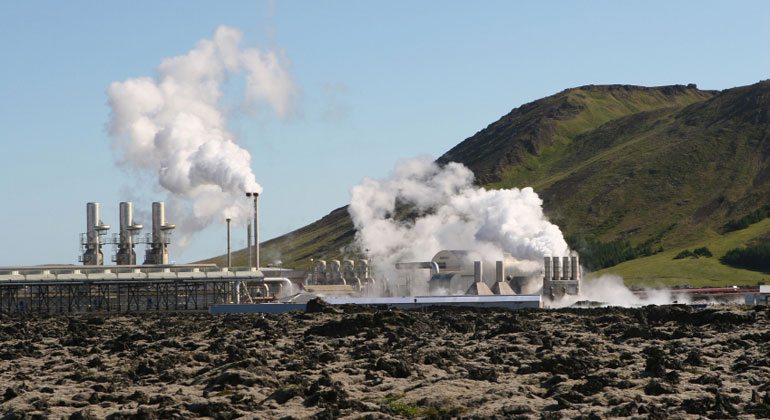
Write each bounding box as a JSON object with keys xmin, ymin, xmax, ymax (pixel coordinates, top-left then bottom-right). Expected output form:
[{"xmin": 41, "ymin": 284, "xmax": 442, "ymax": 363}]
[{"xmin": 202, "ymin": 81, "xmax": 770, "ymax": 286}]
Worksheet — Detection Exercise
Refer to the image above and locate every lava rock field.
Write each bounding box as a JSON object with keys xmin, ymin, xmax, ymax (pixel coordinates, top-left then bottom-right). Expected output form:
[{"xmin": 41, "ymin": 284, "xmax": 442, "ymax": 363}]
[{"xmin": 2, "ymin": 302, "xmax": 770, "ymax": 419}]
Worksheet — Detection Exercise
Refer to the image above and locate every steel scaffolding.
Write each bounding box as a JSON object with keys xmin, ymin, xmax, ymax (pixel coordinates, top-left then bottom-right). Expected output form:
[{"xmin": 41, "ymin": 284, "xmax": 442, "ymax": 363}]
[{"xmin": 0, "ymin": 278, "xmax": 237, "ymax": 314}]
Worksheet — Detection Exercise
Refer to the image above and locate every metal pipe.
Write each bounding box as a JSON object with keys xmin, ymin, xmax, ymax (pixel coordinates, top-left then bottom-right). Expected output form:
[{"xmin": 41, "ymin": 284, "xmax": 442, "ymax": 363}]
[
  {"xmin": 552, "ymin": 257, "xmax": 560, "ymax": 280},
  {"xmin": 496, "ymin": 260, "xmax": 504, "ymax": 283},
  {"xmin": 254, "ymin": 193, "xmax": 259, "ymax": 270},
  {"xmin": 143, "ymin": 202, "xmax": 174, "ymax": 265},
  {"xmin": 239, "ymin": 277, "xmax": 293, "ymax": 299},
  {"xmin": 83, "ymin": 202, "xmax": 109, "ymax": 266},
  {"xmin": 430, "ymin": 261, "xmax": 440, "ymax": 276},
  {"xmin": 117, "ymin": 202, "xmax": 142, "ymax": 265},
  {"xmin": 262, "ymin": 277, "xmax": 293, "ymax": 297},
  {"xmin": 226, "ymin": 218, "xmax": 232, "ymax": 269},
  {"xmin": 247, "ymin": 219, "xmax": 252, "ymax": 270},
  {"xmin": 474, "ymin": 260, "xmax": 482, "ymax": 283},
  {"xmin": 570, "ymin": 255, "xmax": 580, "ymax": 281},
  {"xmin": 394, "ymin": 261, "xmax": 440, "ymax": 275},
  {"xmin": 562, "ymin": 256, "xmax": 570, "ymax": 281}
]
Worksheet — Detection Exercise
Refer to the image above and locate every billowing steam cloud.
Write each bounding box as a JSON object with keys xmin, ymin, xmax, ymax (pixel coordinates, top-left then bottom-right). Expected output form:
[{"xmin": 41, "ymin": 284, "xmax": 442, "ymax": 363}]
[
  {"xmin": 348, "ymin": 156, "xmax": 569, "ymax": 290},
  {"xmin": 107, "ymin": 25, "xmax": 296, "ymax": 247}
]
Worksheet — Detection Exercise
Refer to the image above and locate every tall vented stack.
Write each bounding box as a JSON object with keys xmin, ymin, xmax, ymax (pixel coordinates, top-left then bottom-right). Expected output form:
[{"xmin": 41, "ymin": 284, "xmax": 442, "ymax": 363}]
[
  {"xmin": 82, "ymin": 202, "xmax": 110, "ymax": 265},
  {"xmin": 226, "ymin": 218, "xmax": 232, "ymax": 268},
  {"xmin": 143, "ymin": 202, "xmax": 175, "ymax": 265},
  {"xmin": 246, "ymin": 192, "xmax": 259, "ymax": 269},
  {"xmin": 116, "ymin": 202, "xmax": 143, "ymax": 265},
  {"xmin": 552, "ymin": 257, "xmax": 560, "ymax": 280},
  {"xmin": 357, "ymin": 259, "xmax": 369, "ymax": 283},
  {"xmin": 314, "ymin": 260, "xmax": 327, "ymax": 284},
  {"xmin": 562, "ymin": 256, "xmax": 571, "ymax": 281},
  {"xmin": 570, "ymin": 255, "xmax": 580, "ymax": 281},
  {"xmin": 543, "ymin": 256, "xmax": 551, "ymax": 281},
  {"xmin": 330, "ymin": 260, "xmax": 341, "ymax": 282}
]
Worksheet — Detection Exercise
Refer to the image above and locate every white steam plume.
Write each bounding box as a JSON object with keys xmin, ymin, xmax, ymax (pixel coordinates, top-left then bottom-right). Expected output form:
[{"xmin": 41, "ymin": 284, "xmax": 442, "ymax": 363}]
[
  {"xmin": 106, "ymin": 25, "xmax": 296, "ymax": 248},
  {"xmin": 348, "ymin": 156, "xmax": 569, "ymax": 293},
  {"xmin": 548, "ymin": 275, "xmax": 683, "ymax": 308}
]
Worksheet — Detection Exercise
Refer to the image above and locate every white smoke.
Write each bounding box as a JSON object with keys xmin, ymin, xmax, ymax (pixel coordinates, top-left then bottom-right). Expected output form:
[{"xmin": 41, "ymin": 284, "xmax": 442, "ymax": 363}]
[
  {"xmin": 348, "ymin": 156, "xmax": 569, "ymax": 293},
  {"xmin": 107, "ymin": 25, "xmax": 296, "ymax": 247}
]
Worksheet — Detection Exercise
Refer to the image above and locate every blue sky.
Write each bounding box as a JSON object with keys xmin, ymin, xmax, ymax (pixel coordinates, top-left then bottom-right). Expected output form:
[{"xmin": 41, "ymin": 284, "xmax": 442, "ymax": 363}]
[{"xmin": 1, "ymin": 1, "xmax": 768, "ymax": 266}]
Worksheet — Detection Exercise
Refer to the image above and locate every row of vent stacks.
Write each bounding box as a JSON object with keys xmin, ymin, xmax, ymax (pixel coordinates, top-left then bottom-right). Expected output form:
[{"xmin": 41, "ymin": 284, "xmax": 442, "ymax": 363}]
[
  {"xmin": 310, "ymin": 259, "xmax": 374, "ymax": 291},
  {"xmin": 542, "ymin": 255, "xmax": 581, "ymax": 299},
  {"xmin": 80, "ymin": 202, "xmax": 175, "ymax": 266}
]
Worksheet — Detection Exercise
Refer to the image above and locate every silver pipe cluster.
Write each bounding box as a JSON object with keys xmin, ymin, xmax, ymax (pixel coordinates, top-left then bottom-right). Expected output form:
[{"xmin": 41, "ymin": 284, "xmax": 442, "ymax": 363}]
[
  {"xmin": 81, "ymin": 202, "xmax": 110, "ymax": 265},
  {"xmin": 116, "ymin": 202, "xmax": 143, "ymax": 265},
  {"xmin": 543, "ymin": 255, "xmax": 580, "ymax": 281},
  {"xmin": 143, "ymin": 202, "xmax": 175, "ymax": 265}
]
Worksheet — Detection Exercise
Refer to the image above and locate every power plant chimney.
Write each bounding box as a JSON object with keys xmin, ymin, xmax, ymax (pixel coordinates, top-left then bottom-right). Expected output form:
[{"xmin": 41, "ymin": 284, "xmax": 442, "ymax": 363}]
[
  {"xmin": 226, "ymin": 218, "xmax": 232, "ymax": 269},
  {"xmin": 247, "ymin": 219, "xmax": 252, "ymax": 269},
  {"xmin": 81, "ymin": 202, "xmax": 110, "ymax": 265},
  {"xmin": 116, "ymin": 202, "xmax": 143, "ymax": 265},
  {"xmin": 246, "ymin": 192, "xmax": 259, "ymax": 269},
  {"xmin": 143, "ymin": 202, "xmax": 175, "ymax": 265}
]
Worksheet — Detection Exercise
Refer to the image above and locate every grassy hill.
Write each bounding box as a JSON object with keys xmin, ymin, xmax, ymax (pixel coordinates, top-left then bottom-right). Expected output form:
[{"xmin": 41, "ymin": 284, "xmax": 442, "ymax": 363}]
[{"xmin": 202, "ymin": 81, "xmax": 770, "ymax": 287}]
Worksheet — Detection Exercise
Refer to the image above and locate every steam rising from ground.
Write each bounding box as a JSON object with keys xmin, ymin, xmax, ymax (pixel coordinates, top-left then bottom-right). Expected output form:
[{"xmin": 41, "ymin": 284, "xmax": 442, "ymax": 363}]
[
  {"xmin": 348, "ymin": 156, "xmax": 569, "ymax": 292},
  {"xmin": 107, "ymin": 25, "xmax": 296, "ymax": 247},
  {"xmin": 548, "ymin": 275, "xmax": 684, "ymax": 308}
]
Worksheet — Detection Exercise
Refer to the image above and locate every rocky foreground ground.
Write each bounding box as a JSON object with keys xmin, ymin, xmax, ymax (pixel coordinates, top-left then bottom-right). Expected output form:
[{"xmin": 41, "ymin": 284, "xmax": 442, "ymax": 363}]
[{"xmin": 1, "ymin": 302, "xmax": 770, "ymax": 419}]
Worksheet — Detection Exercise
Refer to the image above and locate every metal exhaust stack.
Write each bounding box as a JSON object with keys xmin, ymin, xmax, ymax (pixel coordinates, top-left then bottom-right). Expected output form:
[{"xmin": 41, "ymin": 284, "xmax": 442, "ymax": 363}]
[
  {"xmin": 143, "ymin": 202, "xmax": 175, "ymax": 265},
  {"xmin": 116, "ymin": 202, "xmax": 143, "ymax": 265},
  {"xmin": 542, "ymin": 254, "xmax": 581, "ymax": 299},
  {"xmin": 82, "ymin": 202, "xmax": 110, "ymax": 265},
  {"xmin": 246, "ymin": 192, "xmax": 259, "ymax": 269},
  {"xmin": 491, "ymin": 260, "xmax": 515, "ymax": 295},
  {"xmin": 226, "ymin": 218, "xmax": 232, "ymax": 269},
  {"xmin": 247, "ymin": 219, "xmax": 252, "ymax": 269}
]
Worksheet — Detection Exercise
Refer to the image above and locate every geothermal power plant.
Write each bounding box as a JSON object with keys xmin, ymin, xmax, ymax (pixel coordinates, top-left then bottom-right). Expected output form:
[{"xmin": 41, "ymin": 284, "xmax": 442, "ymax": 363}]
[
  {"xmin": 2, "ymin": 199, "xmax": 763, "ymax": 315},
  {"xmin": 0, "ymin": 197, "xmax": 588, "ymax": 314}
]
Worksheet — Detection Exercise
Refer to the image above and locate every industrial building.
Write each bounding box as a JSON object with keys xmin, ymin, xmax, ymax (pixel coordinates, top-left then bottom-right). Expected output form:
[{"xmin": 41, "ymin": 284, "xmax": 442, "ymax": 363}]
[{"xmin": 0, "ymin": 200, "xmax": 294, "ymax": 314}]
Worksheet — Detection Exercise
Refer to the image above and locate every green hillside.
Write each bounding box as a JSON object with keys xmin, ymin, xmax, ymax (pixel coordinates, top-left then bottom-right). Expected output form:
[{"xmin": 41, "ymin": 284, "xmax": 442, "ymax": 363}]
[{"xmin": 202, "ymin": 81, "xmax": 770, "ymax": 287}]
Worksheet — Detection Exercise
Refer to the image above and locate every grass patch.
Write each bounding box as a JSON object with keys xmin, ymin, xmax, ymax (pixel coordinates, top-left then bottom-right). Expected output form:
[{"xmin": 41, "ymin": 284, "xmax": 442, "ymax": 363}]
[
  {"xmin": 390, "ymin": 401, "xmax": 420, "ymax": 418},
  {"xmin": 590, "ymin": 219, "xmax": 770, "ymax": 287},
  {"xmin": 384, "ymin": 393, "xmax": 406, "ymax": 403}
]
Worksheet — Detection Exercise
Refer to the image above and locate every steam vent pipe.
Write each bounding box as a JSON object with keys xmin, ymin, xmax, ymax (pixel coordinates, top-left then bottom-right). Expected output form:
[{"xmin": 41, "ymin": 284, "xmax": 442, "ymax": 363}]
[
  {"xmin": 82, "ymin": 202, "xmax": 110, "ymax": 266},
  {"xmin": 247, "ymin": 219, "xmax": 252, "ymax": 269},
  {"xmin": 246, "ymin": 192, "xmax": 259, "ymax": 269},
  {"xmin": 116, "ymin": 202, "xmax": 143, "ymax": 265},
  {"xmin": 562, "ymin": 256, "xmax": 570, "ymax": 281},
  {"xmin": 474, "ymin": 260, "xmax": 482, "ymax": 283},
  {"xmin": 226, "ymin": 218, "xmax": 231, "ymax": 269},
  {"xmin": 143, "ymin": 202, "xmax": 175, "ymax": 265}
]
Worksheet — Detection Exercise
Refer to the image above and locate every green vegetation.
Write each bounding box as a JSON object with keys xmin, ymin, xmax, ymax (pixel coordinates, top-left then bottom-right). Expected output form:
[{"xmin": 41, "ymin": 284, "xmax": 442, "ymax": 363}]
[
  {"xmin": 389, "ymin": 401, "xmax": 420, "ymax": 418},
  {"xmin": 199, "ymin": 206, "xmax": 359, "ymax": 271},
  {"xmin": 590, "ymin": 220, "xmax": 770, "ymax": 287},
  {"xmin": 720, "ymin": 245, "xmax": 770, "ymax": 272},
  {"xmin": 674, "ymin": 247, "xmax": 713, "ymax": 259},
  {"xmin": 384, "ymin": 393, "xmax": 406, "ymax": 403},
  {"xmin": 383, "ymin": 394, "xmax": 465, "ymax": 419},
  {"xmin": 566, "ymin": 234, "xmax": 662, "ymax": 270},
  {"xmin": 723, "ymin": 204, "xmax": 770, "ymax": 232}
]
